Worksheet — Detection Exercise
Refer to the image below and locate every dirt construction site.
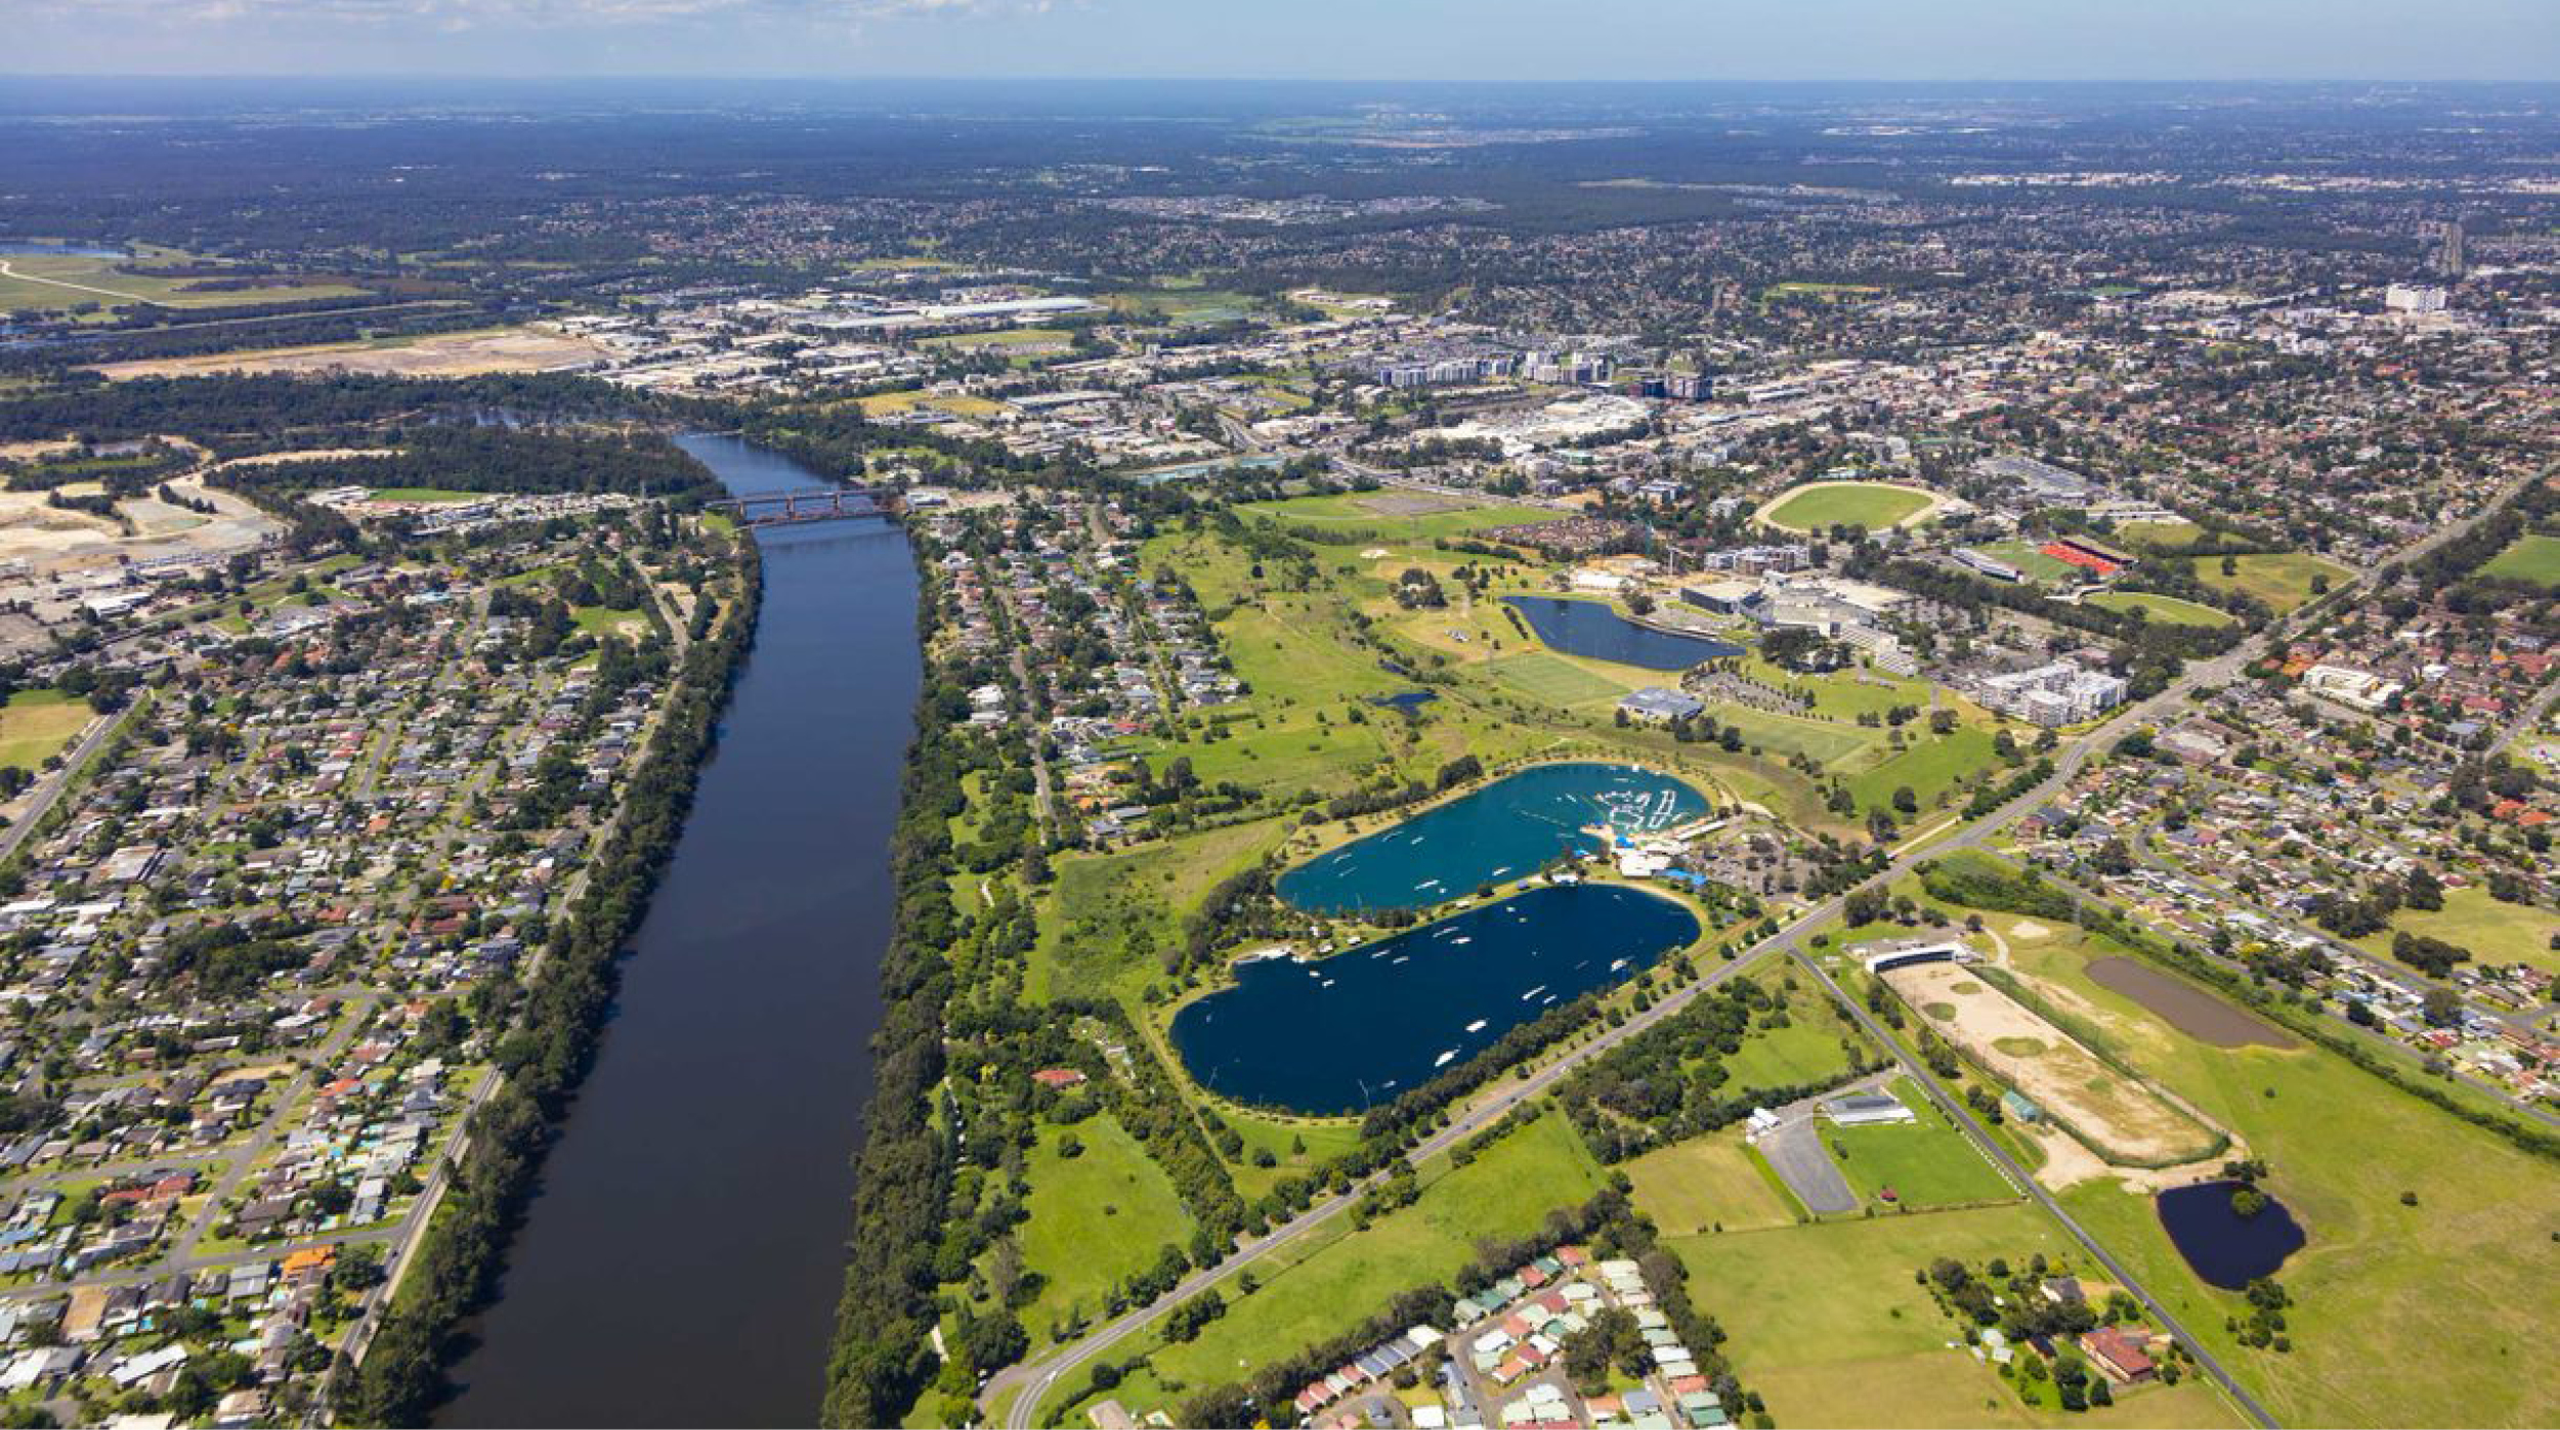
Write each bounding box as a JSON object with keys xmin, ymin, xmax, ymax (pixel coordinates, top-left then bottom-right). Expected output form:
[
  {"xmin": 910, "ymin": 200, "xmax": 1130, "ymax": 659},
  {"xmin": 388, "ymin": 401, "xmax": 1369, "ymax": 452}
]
[
  {"xmin": 92, "ymin": 325, "xmax": 608, "ymax": 381},
  {"xmin": 1887, "ymin": 959, "xmax": 2227, "ymax": 1172}
]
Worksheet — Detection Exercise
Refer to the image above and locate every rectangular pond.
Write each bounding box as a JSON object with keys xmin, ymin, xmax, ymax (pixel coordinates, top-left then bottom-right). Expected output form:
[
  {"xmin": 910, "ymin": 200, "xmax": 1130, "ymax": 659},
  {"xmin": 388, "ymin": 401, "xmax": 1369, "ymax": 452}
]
[
  {"xmin": 1170, "ymin": 882, "xmax": 1700, "ymax": 1116},
  {"xmin": 1276, "ymin": 760, "xmax": 1709, "ymax": 915}
]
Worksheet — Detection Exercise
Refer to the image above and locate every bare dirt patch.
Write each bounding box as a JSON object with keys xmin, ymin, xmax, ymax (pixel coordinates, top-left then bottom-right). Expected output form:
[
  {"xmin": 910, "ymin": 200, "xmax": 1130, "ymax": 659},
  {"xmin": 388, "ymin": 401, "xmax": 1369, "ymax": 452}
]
[
  {"xmin": 1885, "ymin": 961, "xmax": 2222, "ymax": 1168},
  {"xmin": 95, "ymin": 326, "xmax": 608, "ymax": 381}
]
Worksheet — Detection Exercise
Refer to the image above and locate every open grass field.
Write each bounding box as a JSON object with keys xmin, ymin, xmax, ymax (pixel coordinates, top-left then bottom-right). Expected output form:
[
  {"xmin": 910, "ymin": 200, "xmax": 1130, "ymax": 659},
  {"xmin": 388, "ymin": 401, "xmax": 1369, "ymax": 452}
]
[
  {"xmin": 1218, "ymin": 1107, "xmax": 1367, "ymax": 1201},
  {"xmin": 0, "ymin": 690, "xmax": 90, "ymax": 771},
  {"xmin": 1722, "ymin": 981, "xmax": 1866, "ymax": 1093},
  {"xmin": 2113, "ymin": 519, "xmax": 2205, "ymax": 549},
  {"xmin": 0, "ymin": 245, "xmax": 369, "ymax": 320},
  {"xmin": 570, "ymin": 605, "xmax": 650, "ymax": 641},
  {"xmin": 1844, "ymin": 727, "xmax": 1999, "ymax": 815},
  {"xmin": 1668, "ymin": 1204, "xmax": 2243, "ymax": 1429},
  {"xmin": 2085, "ymin": 590, "xmax": 2236, "ymax": 629},
  {"xmin": 1820, "ymin": 1078, "xmax": 2017, "ymax": 1210},
  {"xmin": 1929, "ymin": 899, "xmax": 2560, "ymax": 1427},
  {"xmin": 1484, "ymin": 650, "xmax": 1633, "ymax": 706},
  {"xmin": 1104, "ymin": 287, "xmax": 1263, "ymax": 325},
  {"xmin": 1703, "ymin": 703, "xmax": 1877, "ymax": 766},
  {"xmin": 2355, "ymin": 884, "xmax": 2560, "ymax": 978},
  {"xmin": 1095, "ymin": 1112, "xmax": 1607, "ymax": 1420},
  {"xmin": 1034, "ymin": 819, "xmax": 1285, "ymax": 1007},
  {"xmin": 1239, "ymin": 490, "xmax": 1555, "ymax": 542},
  {"xmin": 1759, "ymin": 481, "xmax": 1939, "ymax": 533},
  {"xmin": 2481, "ymin": 531, "xmax": 2560, "ymax": 588},
  {"xmin": 93, "ymin": 325, "xmax": 596, "ymax": 380},
  {"xmin": 1011, "ymin": 1113, "xmax": 1198, "ymax": 1347},
  {"xmin": 2187, "ymin": 552, "xmax": 2351, "ymax": 613},
  {"xmin": 1625, "ymin": 1129, "xmax": 1800, "ymax": 1234},
  {"xmin": 917, "ymin": 326, "xmax": 1075, "ymax": 351}
]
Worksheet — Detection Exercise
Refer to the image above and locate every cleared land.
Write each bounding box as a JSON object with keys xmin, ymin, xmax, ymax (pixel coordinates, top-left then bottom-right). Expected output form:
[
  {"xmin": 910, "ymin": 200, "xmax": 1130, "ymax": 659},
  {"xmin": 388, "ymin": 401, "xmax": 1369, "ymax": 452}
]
[
  {"xmin": 1942, "ymin": 900, "xmax": 2560, "ymax": 1427},
  {"xmin": 1009, "ymin": 1114, "xmax": 1196, "ymax": 1347},
  {"xmin": 0, "ymin": 691, "xmax": 91, "ymax": 771},
  {"xmin": 1887, "ymin": 961, "xmax": 2221, "ymax": 1168},
  {"xmin": 0, "ymin": 247, "xmax": 367, "ymax": 319},
  {"xmin": 1624, "ymin": 1129, "xmax": 1799, "ymax": 1234},
  {"xmin": 2085, "ymin": 590, "xmax": 2235, "ymax": 629},
  {"xmin": 2481, "ymin": 531, "xmax": 2560, "ymax": 588},
  {"xmin": 95, "ymin": 326, "xmax": 605, "ymax": 381},
  {"xmin": 2113, "ymin": 519, "xmax": 2205, "ymax": 549},
  {"xmin": 1670, "ymin": 1204, "xmax": 2241, "ymax": 1430},
  {"xmin": 1758, "ymin": 481, "xmax": 1941, "ymax": 533},
  {"xmin": 2187, "ymin": 552, "xmax": 2350, "ymax": 612},
  {"xmin": 1241, "ymin": 490, "xmax": 1555, "ymax": 541},
  {"xmin": 2354, "ymin": 885, "xmax": 2560, "ymax": 978}
]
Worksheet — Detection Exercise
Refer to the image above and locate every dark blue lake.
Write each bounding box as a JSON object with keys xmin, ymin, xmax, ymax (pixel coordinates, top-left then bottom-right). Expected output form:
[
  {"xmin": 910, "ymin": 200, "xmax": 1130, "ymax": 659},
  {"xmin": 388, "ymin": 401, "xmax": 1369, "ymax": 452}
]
[
  {"xmin": 1505, "ymin": 595, "xmax": 1743, "ymax": 671},
  {"xmin": 2155, "ymin": 1180, "xmax": 2306, "ymax": 1290},
  {"xmin": 1277, "ymin": 761, "xmax": 1708, "ymax": 914},
  {"xmin": 1172, "ymin": 883, "xmax": 1700, "ymax": 1115}
]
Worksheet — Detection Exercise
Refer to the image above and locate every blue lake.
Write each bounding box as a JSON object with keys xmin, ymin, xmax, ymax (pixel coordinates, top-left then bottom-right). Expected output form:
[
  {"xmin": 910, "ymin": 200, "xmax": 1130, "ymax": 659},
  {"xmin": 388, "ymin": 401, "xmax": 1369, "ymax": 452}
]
[
  {"xmin": 1172, "ymin": 883, "xmax": 1700, "ymax": 1114},
  {"xmin": 1505, "ymin": 595, "xmax": 1743, "ymax": 671},
  {"xmin": 1278, "ymin": 761, "xmax": 1708, "ymax": 914},
  {"xmin": 2155, "ymin": 1181, "xmax": 2306, "ymax": 1290}
]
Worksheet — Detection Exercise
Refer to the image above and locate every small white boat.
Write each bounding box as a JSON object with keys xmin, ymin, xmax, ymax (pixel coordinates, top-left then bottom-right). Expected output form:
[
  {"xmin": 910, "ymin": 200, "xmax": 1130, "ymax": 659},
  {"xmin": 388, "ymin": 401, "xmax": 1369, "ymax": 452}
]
[
  {"xmin": 1433, "ymin": 1050, "xmax": 1457, "ymax": 1068},
  {"xmin": 1452, "ymin": 937, "xmax": 1472, "ymax": 946},
  {"xmin": 1521, "ymin": 985, "xmax": 1547, "ymax": 1001},
  {"xmin": 1465, "ymin": 1019, "xmax": 1488, "ymax": 1033}
]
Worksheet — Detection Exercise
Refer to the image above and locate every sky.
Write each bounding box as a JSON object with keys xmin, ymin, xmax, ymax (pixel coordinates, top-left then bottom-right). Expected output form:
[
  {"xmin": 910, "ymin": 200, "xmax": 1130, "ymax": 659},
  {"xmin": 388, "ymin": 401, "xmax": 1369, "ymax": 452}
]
[{"xmin": 7, "ymin": 0, "xmax": 2560, "ymax": 83}]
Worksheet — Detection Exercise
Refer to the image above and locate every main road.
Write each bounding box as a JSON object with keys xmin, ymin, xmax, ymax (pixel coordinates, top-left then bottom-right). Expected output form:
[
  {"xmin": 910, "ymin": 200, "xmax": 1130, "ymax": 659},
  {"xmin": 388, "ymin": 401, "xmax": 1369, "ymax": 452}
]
[{"xmin": 983, "ymin": 470, "xmax": 2542, "ymax": 1429}]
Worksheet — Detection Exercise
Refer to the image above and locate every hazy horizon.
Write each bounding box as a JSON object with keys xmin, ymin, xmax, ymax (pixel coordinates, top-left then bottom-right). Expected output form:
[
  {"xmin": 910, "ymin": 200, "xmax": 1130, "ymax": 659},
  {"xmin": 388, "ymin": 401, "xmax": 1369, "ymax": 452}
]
[{"xmin": 7, "ymin": 0, "xmax": 2558, "ymax": 85}]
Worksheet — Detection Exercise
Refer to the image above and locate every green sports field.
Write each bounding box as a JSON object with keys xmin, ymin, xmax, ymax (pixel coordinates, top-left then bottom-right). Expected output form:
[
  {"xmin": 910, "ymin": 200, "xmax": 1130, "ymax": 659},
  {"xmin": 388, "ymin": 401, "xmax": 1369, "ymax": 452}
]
[{"xmin": 1761, "ymin": 481, "xmax": 1937, "ymax": 533}]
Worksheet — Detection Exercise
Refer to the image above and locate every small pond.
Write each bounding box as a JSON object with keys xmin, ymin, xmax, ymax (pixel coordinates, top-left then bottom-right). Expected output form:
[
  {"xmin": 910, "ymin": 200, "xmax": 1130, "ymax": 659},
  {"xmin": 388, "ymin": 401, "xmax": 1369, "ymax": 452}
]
[
  {"xmin": 1276, "ymin": 760, "xmax": 1708, "ymax": 914},
  {"xmin": 2155, "ymin": 1180, "xmax": 2306, "ymax": 1290},
  {"xmin": 1504, "ymin": 595, "xmax": 1743, "ymax": 671},
  {"xmin": 1171, "ymin": 883, "xmax": 1700, "ymax": 1115}
]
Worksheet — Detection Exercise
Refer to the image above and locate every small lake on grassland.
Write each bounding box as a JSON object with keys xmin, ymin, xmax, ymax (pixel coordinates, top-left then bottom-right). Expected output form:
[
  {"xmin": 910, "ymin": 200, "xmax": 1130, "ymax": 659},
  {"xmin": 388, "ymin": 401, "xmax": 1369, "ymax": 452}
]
[
  {"xmin": 1275, "ymin": 761, "xmax": 1709, "ymax": 915},
  {"xmin": 1504, "ymin": 595, "xmax": 1744, "ymax": 671},
  {"xmin": 2086, "ymin": 957, "xmax": 2295, "ymax": 1050},
  {"xmin": 2155, "ymin": 1180, "xmax": 2306, "ymax": 1289},
  {"xmin": 1171, "ymin": 883, "xmax": 1700, "ymax": 1115}
]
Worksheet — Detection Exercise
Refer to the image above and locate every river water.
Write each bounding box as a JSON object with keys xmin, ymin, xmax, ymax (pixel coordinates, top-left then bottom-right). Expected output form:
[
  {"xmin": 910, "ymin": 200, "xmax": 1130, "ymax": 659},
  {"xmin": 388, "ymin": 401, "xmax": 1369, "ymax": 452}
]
[{"xmin": 438, "ymin": 436, "xmax": 918, "ymax": 1426}]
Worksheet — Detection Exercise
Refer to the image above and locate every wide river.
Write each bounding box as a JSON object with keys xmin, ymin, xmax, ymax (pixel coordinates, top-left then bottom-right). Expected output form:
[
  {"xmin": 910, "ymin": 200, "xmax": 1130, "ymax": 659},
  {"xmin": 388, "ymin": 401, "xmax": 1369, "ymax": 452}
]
[
  {"xmin": 1275, "ymin": 761, "xmax": 1709, "ymax": 914},
  {"xmin": 1172, "ymin": 883, "xmax": 1700, "ymax": 1115},
  {"xmin": 439, "ymin": 436, "xmax": 917, "ymax": 1425}
]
